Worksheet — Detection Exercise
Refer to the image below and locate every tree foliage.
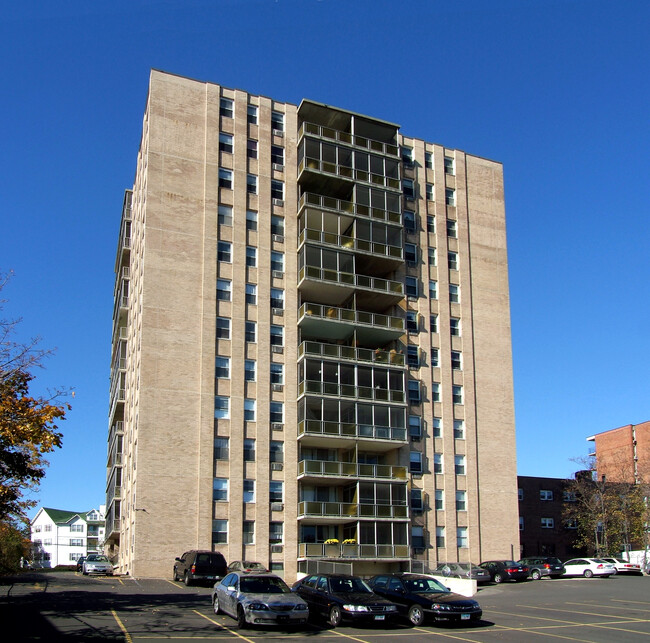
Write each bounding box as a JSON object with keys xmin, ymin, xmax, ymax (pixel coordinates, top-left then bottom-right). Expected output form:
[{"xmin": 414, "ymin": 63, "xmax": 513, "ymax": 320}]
[{"xmin": 0, "ymin": 519, "xmax": 31, "ymax": 574}]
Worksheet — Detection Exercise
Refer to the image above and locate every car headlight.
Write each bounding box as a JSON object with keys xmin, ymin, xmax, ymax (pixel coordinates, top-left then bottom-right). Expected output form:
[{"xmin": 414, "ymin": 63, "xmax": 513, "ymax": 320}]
[
  {"xmin": 342, "ymin": 604, "xmax": 369, "ymax": 612},
  {"xmin": 247, "ymin": 603, "xmax": 269, "ymax": 611},
  {"xmin": 431, "ymin": 603, "xmax": 452, "ymax": 611},
  {"xmin": 294, "ymin": 603, "xmax": 308, "ymax": 611},
  {"xmin": 385, "ymin": 604, "xmax": 398, "ymax": 612}
]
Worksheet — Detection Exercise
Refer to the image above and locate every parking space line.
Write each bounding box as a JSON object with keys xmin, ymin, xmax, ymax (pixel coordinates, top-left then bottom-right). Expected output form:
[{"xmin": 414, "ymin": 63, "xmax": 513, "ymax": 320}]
[
  {"xmin": 328, "ymin": 629, "xmax": 371, "ymax": 643},
  {"xmin": 521, "ymin": 604, "xmax": 649, "ymax": 623},
  {"xmin": 164, "ymin": 579, "xmax": 180, "ymax": 588},
  {"xmin": 568, "ymin": 601, "xmax": 650, "ymax": 614},
  {"xmin": 111, "ymin": 609, "xmax": 133, "ymax": 643},
  {"xmin": 193, "ymin": 610, "xmax": 256, "ymax": 643}
]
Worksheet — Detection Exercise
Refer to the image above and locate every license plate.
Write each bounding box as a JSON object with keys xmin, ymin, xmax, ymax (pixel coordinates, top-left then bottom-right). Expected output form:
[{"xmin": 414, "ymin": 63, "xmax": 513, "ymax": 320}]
[
  {"xmin": 461, "ymin": 614, "xmax": 470, "ymax": 620},
  {"xmin": 277, "ymin": 615, "xmax": 288, "ymax": 622},
  {"xmin": 374, "ymin": 615, "xmax": 385, "ymax": 621}
]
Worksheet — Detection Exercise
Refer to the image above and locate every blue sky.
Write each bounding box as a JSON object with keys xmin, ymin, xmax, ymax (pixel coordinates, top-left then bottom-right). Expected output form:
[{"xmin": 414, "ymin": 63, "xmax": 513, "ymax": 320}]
[{"xmin": 2, "ymin": 0, "xmax": 648, "ymax": 517}]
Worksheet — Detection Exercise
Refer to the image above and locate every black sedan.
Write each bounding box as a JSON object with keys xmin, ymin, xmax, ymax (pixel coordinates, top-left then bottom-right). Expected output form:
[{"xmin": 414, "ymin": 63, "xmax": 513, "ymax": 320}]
[
  {"xmin": 368, "ymin": 574, "xmax": 482, "ymax": 626},
  {"xmin": 292, "ymin": 574, "xmax": 398, "ymax": 627},
  {"xmin": 478, "ymin": 560, "xmax": 529, "ymax": 583}
]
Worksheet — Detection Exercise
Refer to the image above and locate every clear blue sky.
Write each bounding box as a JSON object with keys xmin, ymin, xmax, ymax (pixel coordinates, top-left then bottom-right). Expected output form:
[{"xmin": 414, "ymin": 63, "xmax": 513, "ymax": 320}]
[{"xmin": 2, "ymin": 0, "xmax": 648, "ymax": 517}]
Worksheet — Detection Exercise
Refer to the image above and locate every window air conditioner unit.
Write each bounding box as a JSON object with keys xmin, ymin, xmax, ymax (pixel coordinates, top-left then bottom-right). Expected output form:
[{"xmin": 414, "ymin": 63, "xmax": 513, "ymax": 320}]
[
  {"xmin": 271, "ymin": 346, "xmax": 283, "ymax": 354},
  {"xmin": 271, "ymin": 463, "xmax": 283, "ymax": 471},
  {"xmin": 272, "ymin": 233, "xmax": 285, "ymax": 241},
  {"xmin": 272, "ymin": 200, "xmax": 284, "ymax": 208},
  {"xmin": 271, "ymin": 383, "xmax": 284, "ymax": 392},
  {"xmin": 272, "ymin": 307, "xmax": 283, "ymax": 316},
  {"xmin": 272, "ymin": 270, "xmax": 284, "ymax": 279},
  {"xmin": 271, "ymin": 503, "xmax": 284, "ymax": 511},
  {"xmin": 272, "ymin": 129, "xmax": 284, "ymax": 137},
  {"xmin": 273, "ymin": 163, "xmax": 284, "ymax": 171},
  {"xmin": 271, "ymin": 423, "xmax": 284, "ymax": 431},
  {"xmin": 270, "ymin": 544, "xmax": 283, "ymax": 553}
]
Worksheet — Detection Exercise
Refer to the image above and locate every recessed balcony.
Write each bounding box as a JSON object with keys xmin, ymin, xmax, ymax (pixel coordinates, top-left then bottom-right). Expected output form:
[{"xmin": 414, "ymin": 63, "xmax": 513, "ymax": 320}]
[
  {"xmin": 298, "ymin": 460, "xmax": 408, "ymax": 482},
  {"xmin": 298, "ymin": 379, "xmax": 404, "ymax": 404},
  {"xmin": 298, "ymin": 192, "xmax": 402, "ymax": 225},
  {"xmin": 298, "ymin": 501, "xmax": 408, "ymax": 522},
  {"xmin": 299, "ymin": 341, "xmax": 405, "ymax": 367},
  {"xmin": 298, "ymin": 121, "xmax": 399, "ymax": 158},
  {"xmin": 298, "ymin": 543, "xmax": 410, "ymax": 560},
  {"xmin": 298, "ymin": 420, "xmax": 407, "ymax": 451}
]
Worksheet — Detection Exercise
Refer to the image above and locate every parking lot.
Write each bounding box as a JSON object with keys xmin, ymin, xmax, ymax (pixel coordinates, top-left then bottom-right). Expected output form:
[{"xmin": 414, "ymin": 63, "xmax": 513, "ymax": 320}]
[{"xmin": 2, "ymin": 571, "xmax": 650, "ymax": 642}]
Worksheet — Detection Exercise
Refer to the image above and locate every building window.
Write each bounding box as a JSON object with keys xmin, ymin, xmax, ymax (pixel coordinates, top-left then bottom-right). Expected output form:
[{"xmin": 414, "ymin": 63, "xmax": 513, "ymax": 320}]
[
  {"xmin": 448, "ymin": 252, "xmax": 458, "ymax": 271},
  {"xmin": 454, "ymin": 455, "xmax": 466, "ymax": 476},
  {"xmin": 457, "ymin": 527, "xmax": 468, "ymax": 548},
  {"xmin": 246, "ymin": 210, "xmax": 258, "ymax": 231},
  {"xmin": 69, "ymin": 539, "xmax": 83, "ymax": 547},
  {"xmin": 406, "ymin": 345, "xmax": 419, "ymax": 367},
  {"xmin": 270, "ymin": 288, "xmax": 284, "ymax": 310},
  {"xmin": 243, "ymin": 439, "xmax": 255, "ymax": 462},
  {"xmin": 401, "ymin": 146, "xmax": 413, "ymax": 165},
  {"xmin": 456, "ymin": 490, "xmax": 467, "ymax": 511},
  {"xmin": 541, "ymin": 518, "xmax": 555, "ymax": 529},
  {"xmin": 436, "ymin": 526, "xmax": 445, "ymax": 548},
  {"xmin": 216, "ymin": 279, "xmax": 231, "ymax": 301},
  {"xmin": 563, "ymin": 491, "xmax": 576, "ymax": 502},
  {"xmin": 217, "ymin": 241, "xmax": 232, "ymax": 263},
  {"xmin": 34, "ymin": 526, "xmax": 41, "ymax": 533},
  {"xmin": 271, "ymin": 111, "xmax": 284, "ymax": 133},
  {"xmin": 247, "ymin": 174, "xmax": 257, "ymax": 194},
  {"xmin": 219, "ymin": 133, "xmax": 233, "ymax": 154},
  {"xmin": 433, "ymin": 489, "xmax": 444, "ymax": 511},
  {"xmin": 540, "ymin": 490, "xmax": 554, "ymax": 501},
  {"xmin": 402, "ymin": 178, "xmax": 415, "ymax": 199},
  {"xmin": 433, "ymin": 453, "xmax": 443, "ymax": 474},
  {"xmin": 247, "ymin": 104, "xmax": 258, "ymax": 125},
  {"xmin": 409, "ymin": 451, "xmax": 423, "ymax": 474},
  {"xmin": 451, "ymin": 351, "xmax": 462, "ymax": 371},
  {"xmin": 218, "ymin": 205, "xmax": 233, "ymax": 226},
  {"xmin": 446, "ymin": 219, "xmax": 457, "ymax": 238},
  {"xmin": 215, "ymin": 396, "xmax": 230, "ymax": 420},
  {"xmin": 406, "ymin": 311, "xmax": 418, "ymax": 332},
  {"xmin": 433, "ymin": 417, "xmax": 442, "ymax": 438},
  {"xmin": 426, "ymin": 183, "xmax": 434, "ymax": 201},
  {"xmin": 427, "ymin": 215, "xmax": 435, "ymax": 233},
  {"xmin": 270, "ymin": 402, "xmax": 284, "ymax": 424},
  {"xmin": 405, "ymin": 276, "xmax": 418, "ymax": 298},
  {"xmin": 452, "ymin": 385, "xmax": 463, "ymax": 405},
  {"xmin": 270, "ymin": 363, "xmax": 284, "ymax": 384},
  {"xmin": 219, "ymin": 168, "xmax": 233, "ymax": 189},
  {"xmin": 245, "ymin": 321, "xmax": 256, "ymax": 343},
  {"xmin": 271, "ymin": 215, "xmax": 285, "ymax": 236},
  {"xmin": 215, "ymin": 356, "xmax": 230, "ymax": 379},
  {"xmin": 242, "ymin": 521, "xmax": 255, "ymax": 545},
  {"xmin": 214, "ymin": 437, "xmax": 229, "ymax": 460},
  {"xmin": 270, "ymin": 481, "xmax": 284, "ymax": 503},
  {"xmin": 216, "ymin": 317, "xmax": 230, "ymax": 340},
  {"xmin": 429, "ymin": 280, "xmax": 438, "ymax": 300},
  {"xmin": 412, "ymin": 525, "xmax": 425, "ymax": 549},
  {"xmin": 453, "ymin": 420, "xmax": 465, "ymax": 439},
  {"xmin": 431, "ymin": 382, "xmax": 441, "ymax": 403},
  {"xmin": 566, "ymin": 518, "xmax": 577, "ymax": 529},
  {"xmin": 430, "ymin": 347, "xmax": 439, "ymax": 367},
  {"xmin": 220, "ymin": 98, "xmax": 233, "ymax": 119},
  {"xmin": 403, "ymin": 210, "xmax": 416, "ymax": 233},
  {"xmin": 269, "ymin": 522, "xmax": 283, "ymax": 544},
  {"xmin": 411, "ymin": 488, "xmax": 423, "ymax": 511},
  {"xmin": 244, "ymin": 398, "xmax": 256, "ymax": 421},
  {"xmin": 213, "ymin": 478, "xmax": 228, "ymax": 501},
  {"xmin": 243, "ymin": 481, "xmax": 255, "ymax": 504},
  {"xmin": 212, "ymin": 519, "xmax": 228, "ymax": 544},
  {"xmin": 428, "ymin": 247, "xmax": 436, "ymax": 265},
  {"xmin": 444, "ymin": 156, "xmax": 455, "ymax": 175},
  {"xmin": 245, "ymin": 283, "xmax": 257, "ymax": 305},
  {"xmin": 425, "ymin": 151, "xmax": 433, "ymax": 170},
  {"xmin": 270, "ymin": 441, "xmax": 284, "ymax": 463},
  {"xmin": 69, "ymin": 553, "xmax": 83, "ymax": 561},
  {"xmin": 446, "ymin": 188, "xmax": 456, "ymax": 206},
  {"xmin": 430, "ymin": 314, "xmax": 438, "ymax": 333},
  {"xmin": 404, "ymin": 243, "xmax": 417, "ymax": 264},
  {"xmin": 70, "ymin": 524, "xmax": 84, "ymax": 533},
  {"xmin": 449, "ymin": 284, "xmax": 460, "ymax": 303},
  {"xmin": 247, "ymin": 139, "xmax": 258, "ymax": 159},
  {"xmin": 518, "ymin": 488, "xmax": 524, "ymax": 501},
  {"xmin": 271, "ymin": 251, "xmax": 284, "ymax": 272},
  {"xmin": 44, "ymin": 525, "xmax": 51, "ymax": 532},
  {"xmin": 450, "ymin": 317, "xmax": 461, "ymax": 336},
  {"xmin": 271, "ymin": 145, "xmax": 284, "ymax": 166},
  {"xmin": 246, "ymin": 246, "xmax": 257, "ymax": 267},
  {"xmin": 408, "ymin": 415, "xmax": 422, "ymax": 439},
  {"xmin": 244, "ymin": 360, "xmax": 256, "ymax": 382},
  {"xmin": 271, "ymin": 180, "xmax": 284, "ymax": 201},
  {"xmin": 408, "ymin": 380, "xmax": 421, "ymax": 404},
  {"xmin": 519, "ymin": 517, "xmax": 524, "ymax": 530},
  {"xmin": 270, "ymin": 325, "xmax": 283, "ymax": 347}
]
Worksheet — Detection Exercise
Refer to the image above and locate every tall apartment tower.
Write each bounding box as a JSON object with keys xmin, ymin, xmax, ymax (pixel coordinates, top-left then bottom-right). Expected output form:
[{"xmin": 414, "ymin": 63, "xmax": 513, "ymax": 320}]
[{"xmin": 105, "ymin": 70, "xmax": 519, "ymax": 579}]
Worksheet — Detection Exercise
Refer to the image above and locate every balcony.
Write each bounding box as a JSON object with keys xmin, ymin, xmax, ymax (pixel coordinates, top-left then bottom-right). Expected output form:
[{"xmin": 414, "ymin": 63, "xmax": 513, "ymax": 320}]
[
  {"xmin": 298, "ymin": 543, "xmax": 410, "ymax": 560},
  {"xmin": 298, "ymin": 122, "xmax": 399, "ymax": 158},
  {"xmin": 298, "ymin": 303, "xmax": 404, "ymax": 344},
  {"xmin": 106, "ymin": 518, "xmax": 121, "ymax": 538},
  {"xmin": 298, "ymin": 460, "xmax": 408, "ymax": 482},
  {"xmin": 298, "ymin": 420, "xmax": 407, "ymax": 451},
  {"xmin": 299, "ymin": 379, "xmax": 404, "ymax": 404},
  {"xmin": 298, "ymin": 501, "xmax": 408, "ymax": 522},
  {"xmin": 299, "ymin": 341, "xmax": 405, "ymax": 367},
  {"xmin": 299, "ymin": 192, "xmax": 401, "ymax": 226},
  {"xmin": 298, "ymin": 156, "xmax": 401, "ymax": 193}
]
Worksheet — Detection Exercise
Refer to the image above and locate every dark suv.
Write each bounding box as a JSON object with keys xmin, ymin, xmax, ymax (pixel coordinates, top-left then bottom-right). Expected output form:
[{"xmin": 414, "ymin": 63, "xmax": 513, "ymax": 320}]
[
  {"xmin": 518, "ymin": 557, "xmax": 565, "ymax": 580},
  {"xmin": 173, "ymin": 550, "xmax": 227, "ymax": 586}
]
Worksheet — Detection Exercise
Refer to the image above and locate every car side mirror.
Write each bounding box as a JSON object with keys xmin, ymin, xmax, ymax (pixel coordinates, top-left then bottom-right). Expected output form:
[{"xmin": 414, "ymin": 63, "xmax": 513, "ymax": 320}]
[{"xmin": 175, "ymin": 557, "xmax": 182, "ymax": 562}]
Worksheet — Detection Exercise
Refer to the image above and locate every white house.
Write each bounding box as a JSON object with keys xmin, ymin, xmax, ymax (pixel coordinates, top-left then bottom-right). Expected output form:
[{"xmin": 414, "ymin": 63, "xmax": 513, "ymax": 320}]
[{"xmin": 30, "ymin": 506, "xmax": 106, "ymax": 567}]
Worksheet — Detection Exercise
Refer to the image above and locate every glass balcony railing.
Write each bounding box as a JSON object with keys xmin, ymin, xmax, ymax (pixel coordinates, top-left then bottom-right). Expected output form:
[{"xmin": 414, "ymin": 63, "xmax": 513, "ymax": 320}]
[
  {"xmin": 298, "ymin": 122, "xmax": 399, "ymax": 157},
  {"xmin": 298, "ymin": 157, "xmax": 401, "ymax": 190},
  {"xmin": 299, "ymin": 228, "xmax": 403, "ymax": 261},
  {"xmin": 299, "ymin": 341, "xmax": 405, "ymax": 367},
  {"xmin": 298, "ymin": 501, "xmax": 408, "ymax": 519},
  {"xmin": 299, "ymin": 379, "xmax": 404, "ymax": 403},
  {"xmin": 298, "ymin": 543, "xmax": 410, "ymax": 559},
  {"xmin": 299, "ymin": 192, "xmax": 402, "ymax": 225},
  {"xmin": 299, "ymin": 303, "xmax": 404, "ymax": 331},
  {"xmin": 298, "ymin": 420, "xmax": 407, "ymax": 443},
  {"xmin": 299, "ymin": 267, "xmax": 404, "ymax": 297},
  {"xmin": 298, "ymin": 460, "xmax": 408, "ymax": 480}
]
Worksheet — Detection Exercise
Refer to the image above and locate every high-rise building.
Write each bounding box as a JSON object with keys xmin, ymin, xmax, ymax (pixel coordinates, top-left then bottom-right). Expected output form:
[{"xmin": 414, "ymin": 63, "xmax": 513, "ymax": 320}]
[{"xmin": 105, "ymin": 69, "xmax": 519, "ymax": 579}]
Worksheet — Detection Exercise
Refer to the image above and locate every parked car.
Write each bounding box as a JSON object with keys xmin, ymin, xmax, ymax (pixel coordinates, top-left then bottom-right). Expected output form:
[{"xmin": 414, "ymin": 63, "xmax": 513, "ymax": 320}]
[
  {"xmin": 518, "ymin": 557, "xmax": 565, "ymax": 580},
  {"xmin": 478, "ymin": 560, "xmax": 529, "ymax": 583},
  {"xmin": 82, "ymin": 554, "xmax": 113, "ymax": 576},
  {"xmin": 368, "ymin": 573, "xmax": 482, "ymax": 626},
  {"xmin": 76, "ymin": 556, "xmax": 86, "ymax": 573},
  {"xmin": 562, "ymin": 558, "xmax": 616, "ymax": 578},
  {"xmin": 432, "ymin": 562, "xmax": 491, "ymax": 584},
  {"xmin": 292, "ymin": 573, "xmax": 398, "ymax": 627},
  {"xmin": 227, "ymin": 561, "xmax": 268, "ymax": 573},
  {"xmin": 600, "ymin": 558, "xmax": 642, "ymax": 575},
  {"xmin": 173, "ymin": 550, "xmax": 227, "ymax": 586},
  {"xmin": 213, "ymin": 572, "xmax": 309, "ymax": 628}
]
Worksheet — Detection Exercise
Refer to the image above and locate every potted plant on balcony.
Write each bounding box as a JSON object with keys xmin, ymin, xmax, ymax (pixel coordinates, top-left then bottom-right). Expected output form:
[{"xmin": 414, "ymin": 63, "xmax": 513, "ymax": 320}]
[
  {"xmin": 324, "ymin": 538, "xmax": 340, "ymax": 557},
  {"xmin": 341, "ymin": 539, "xmax": 358, "ymax": 557}
]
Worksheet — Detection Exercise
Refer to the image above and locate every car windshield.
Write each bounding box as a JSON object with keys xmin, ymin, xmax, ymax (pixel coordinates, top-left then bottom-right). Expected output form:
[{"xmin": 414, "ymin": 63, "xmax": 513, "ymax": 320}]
[
  {"xmin": 503, "ymin": 560, "xmax": 518, "ymax": 566},
  {"xmin": 86, "ymin": 555, "xmax": 109, "ymax": 562},
  {"xmin": 547, "ymin": 558, "xmax": 562, "ymax": 565},
  {"xmin": 330, "ymin": 577, "xmax": 372, "ymax": 593},
  {"xmin": 404, "ymin": 578, "xmax": 448, "ymax": 593},
  {"xmin": 240, "ymin": 576, "xmax": 289, "ymax": 594}
]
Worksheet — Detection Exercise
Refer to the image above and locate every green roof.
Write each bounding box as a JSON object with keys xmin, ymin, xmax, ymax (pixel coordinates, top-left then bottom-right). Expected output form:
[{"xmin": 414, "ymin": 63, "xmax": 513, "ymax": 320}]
[{"xmin": 42, "ymin": 508, "xmax": 87, "ymax": 524}]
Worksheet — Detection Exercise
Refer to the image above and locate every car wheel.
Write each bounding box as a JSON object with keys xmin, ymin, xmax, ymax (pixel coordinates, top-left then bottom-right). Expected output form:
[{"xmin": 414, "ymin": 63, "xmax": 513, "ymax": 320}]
[
  {"xmin": 493, "ymin": 573, "xmax": 503, "ymax": 584},
  {"xmin": 173, "ymin": 568, "xmax": 179, "ymax": 582},
  {"xmin": 184, "ymin": 571, "xmax": 192, "ymax": 586},
  {"xmin": 329, "ymin": 605, "xmax": 342, "ymax": 627},
  {"xmin": 531, "ymin": 569, "xmax": 541, "ymax": 581},
  {"xmin": 408, "ymin": 604, "xmax": 425, "ymax": 626},
  {"xmin": 237, "ymin": 605, "xmax": 247, "ymax": 629},
  {"xmin": 213, "ymin": 596, "xmax": 221, "ymax": 615},
  {"xmin": 584, "ymin": 569, "xmax": 593, "ymax": 578}
]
